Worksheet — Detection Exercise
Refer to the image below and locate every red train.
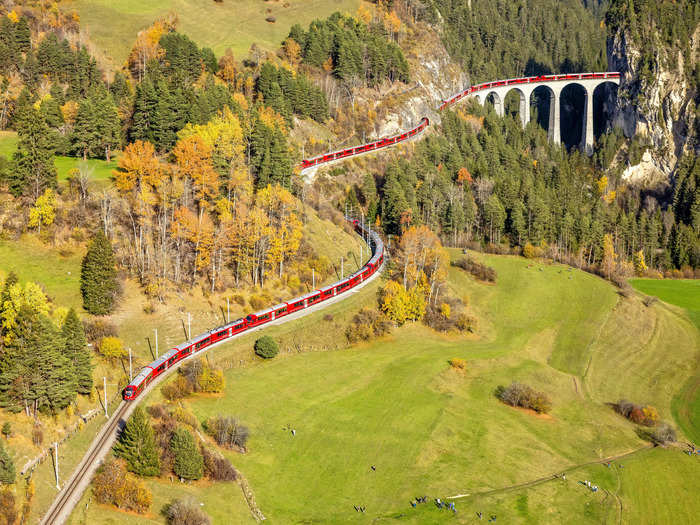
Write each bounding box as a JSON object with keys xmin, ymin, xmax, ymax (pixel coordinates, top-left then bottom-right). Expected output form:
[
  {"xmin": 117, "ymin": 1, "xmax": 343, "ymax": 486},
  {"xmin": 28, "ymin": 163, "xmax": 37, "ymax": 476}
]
[
  {"xmin": 300, "ymin": 117, "xmax": 429, "ymax": 170},
  {"xmin": 122, "ymin": 219, "xmax": 384, "ymax": 400},
  {"xmin": 438, "ymin": 72, "xmax": 620, "ymax": 110}
]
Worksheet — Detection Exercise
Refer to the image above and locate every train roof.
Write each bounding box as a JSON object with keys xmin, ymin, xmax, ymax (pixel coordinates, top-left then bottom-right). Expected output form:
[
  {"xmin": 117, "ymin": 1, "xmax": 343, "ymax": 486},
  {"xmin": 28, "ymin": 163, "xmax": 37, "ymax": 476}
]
[
  {"xmin": 290, "ymin": 290, "xmax": 321, "ymax": 303},
  {"xmin": 129, "ymin": 368, "xmax": 151, "ymax": 387},
  {"xmin": 271, "ymin": 303, "xmax": 287, "ymax": 311}
]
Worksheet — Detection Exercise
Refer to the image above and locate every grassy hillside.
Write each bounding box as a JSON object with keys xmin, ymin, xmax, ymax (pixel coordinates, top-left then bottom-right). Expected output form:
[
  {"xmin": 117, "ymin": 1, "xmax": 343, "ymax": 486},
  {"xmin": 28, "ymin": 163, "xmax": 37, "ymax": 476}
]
[
  {"xmin": 72, "ymin": 252, "xmax": 700, "ymax": 523},
  {"xmin": 628, "ymin": 278, "xmax": 700, "ymax": 447},
  {"xmin": 69, "ymin": 0, "xmax": 362, "ymax": 69}
]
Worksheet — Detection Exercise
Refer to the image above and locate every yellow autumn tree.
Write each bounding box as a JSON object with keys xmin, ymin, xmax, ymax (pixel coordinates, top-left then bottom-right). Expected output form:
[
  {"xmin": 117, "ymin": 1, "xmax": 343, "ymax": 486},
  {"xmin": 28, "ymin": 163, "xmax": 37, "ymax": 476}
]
[
  {"xmin": 633, "ymin": 249, "xmax": 647, "ymax": 276},
  {"xmin": 283, "ymin": 37, "xmax": 301, "ymax": 66},
  {"xmin": 601, "ymin": 233, "xmax": 617, "ymax": 279},
  {"xmin": 217, "ymin": 48, "xmax": 236, "ymax": 85},
  {"xmin": 28, "ymin": 188, "xmax": 56, "ymax": 233},
  {"xmin": 171, "ymin": 206, "xmax": 215, "ymax": 280},
  {"xmin": 172, "ymin": 135, "xmax": 219, "ymax": 211},
  {"xmin": 1, "ymin": 282, "xmax": 51, "ymax": 344},
  {"xmin": 127, "ymin": 17, "xmax": 176, "ymax": 81},
  {"xmin": 257, "ymin": 185, "xmax": 303, "ymax": 277}
]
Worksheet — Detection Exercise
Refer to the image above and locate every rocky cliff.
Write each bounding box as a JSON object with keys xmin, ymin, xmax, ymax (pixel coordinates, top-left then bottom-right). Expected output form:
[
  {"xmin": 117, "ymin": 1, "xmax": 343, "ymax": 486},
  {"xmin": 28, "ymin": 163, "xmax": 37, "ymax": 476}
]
[{"xmin": 608, "ymin": 20, "xmax": 699, "ymax": 178}]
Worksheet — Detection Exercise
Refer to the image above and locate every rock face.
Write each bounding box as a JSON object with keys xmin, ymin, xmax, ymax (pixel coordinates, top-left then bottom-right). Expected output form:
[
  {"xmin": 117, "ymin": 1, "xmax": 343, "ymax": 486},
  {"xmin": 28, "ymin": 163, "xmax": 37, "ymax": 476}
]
[{"xmin": 608, "ymin": 25, "xmax": 699, "ymax": 177}]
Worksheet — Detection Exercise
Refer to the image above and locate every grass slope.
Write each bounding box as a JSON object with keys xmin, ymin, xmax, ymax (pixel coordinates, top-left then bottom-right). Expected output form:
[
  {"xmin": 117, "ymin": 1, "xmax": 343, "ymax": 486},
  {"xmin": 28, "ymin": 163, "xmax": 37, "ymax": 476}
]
[
  {"xmin": 70, "ymin": 0, "xmax": 362, "ymax": 69},
  {"xmin": 628, "ymin": 278, "xmax": 700, "ymax": 446},
  {"xmin": 77, "ymin": 252, "xmax": 700, "ymax": 523}
]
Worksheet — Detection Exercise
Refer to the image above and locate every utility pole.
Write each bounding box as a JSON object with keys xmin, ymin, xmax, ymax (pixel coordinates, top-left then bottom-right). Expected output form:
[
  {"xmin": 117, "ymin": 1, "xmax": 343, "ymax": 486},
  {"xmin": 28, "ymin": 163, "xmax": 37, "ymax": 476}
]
[
  {"xmin": 154, "ymin": 328, "xmax": 158, "ymax": 359},
  {"xmin": 188, "ymin": 313, "xmax": 191, "ymax": 339},
  {"xmin": 103, "ymin": 377, "xmax": 108, "ymax": 418},
  {"xmin": 53, "ymin": 442, "xmax": 59, "ymax": 489},
  {"xmin": 341, "ymin": 257, "xmax": 344, "ymax": 279},
  {"xmin": 128, "ymin": 348, "xmax": 133, "ymax": 381},
  {"xmin": 227, "ymin": 298, "xmax": 230, "ymax": 323},
  {"xmin": 312, "ymin": 268, "xmax": 315, "ymax": 288}
]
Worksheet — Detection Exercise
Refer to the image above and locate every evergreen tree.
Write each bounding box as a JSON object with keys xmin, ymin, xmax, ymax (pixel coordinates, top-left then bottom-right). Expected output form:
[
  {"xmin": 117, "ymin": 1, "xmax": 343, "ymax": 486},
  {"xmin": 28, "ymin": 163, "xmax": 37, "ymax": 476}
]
[
  {"xmin": 71, "ymin": 97, "xmax": 97, "ymax": 160},
  {"xmin": 10, "ymin": 106, "xmax": 57, "ymax": 198},
  {"xmin": 113, "ymin": 407, "xmax": 160, "ymax": 476},
  {"xmin": 61, "ymin": 308, "xmax": 93, "ymax": 395},
  {"xmin": 170, "ymin": 428, "xmax": 203, "ymax": 480},
  {"xmin": 0, "ymin": 439, "xmax": 15, "ymax": 484},
  {"xmin": 80, "ymin": 230, "xmax": 118, "ymax": 315}
]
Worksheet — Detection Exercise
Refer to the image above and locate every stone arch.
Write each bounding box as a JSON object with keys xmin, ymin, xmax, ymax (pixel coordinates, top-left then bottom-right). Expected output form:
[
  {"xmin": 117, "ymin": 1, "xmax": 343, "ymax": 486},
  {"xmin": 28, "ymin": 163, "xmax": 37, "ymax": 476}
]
[
  {"xmin": 560, "ymin": 82, "xmax": 587, "ymax": 151},
  {"xmin": 485, "ymin": 91, "xmax": 503, "ymax": 117},
  {"xmin": 504, "ymin": 87, "xmax": 529, "ymax": 127},
  {"xmin": 592, "ymin": 81, "xmax": 620, "ymax": 139},
  {"xmin": 473, "ymin": 93, "xmax": 483, "ymax": 105},
  {"xmin": 530, "ymin": 85, "xmax": 556, "ymax": 138}
]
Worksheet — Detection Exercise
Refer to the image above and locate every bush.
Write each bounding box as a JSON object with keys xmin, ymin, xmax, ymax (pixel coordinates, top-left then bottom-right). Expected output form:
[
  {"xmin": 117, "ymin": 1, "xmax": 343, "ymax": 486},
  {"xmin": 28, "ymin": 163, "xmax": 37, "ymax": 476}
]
[
  {"xmin": 496, "ymin": 382, "xmax": 552, "ymax": 414},
  {"xmin": 2, "ymin": 423, "xmax": 11, "ymax": 439},
  {"xmin": 146, "ymin": 404, "xmax": 168, "ymax": 420},
  {"xmin": 639, "ymin": 422, "xmax": 677, "ymax": 445},
  {"xmin": 643, "ymin": 295, "xmax": 658, "ymax": 307},
  {"xmin": 456, "ymin": 313, "xmax": 477, "ymax": 333},
  {"xmin": 254, "ymin": 336, "xmax": 278, "ymax": 359},
  {"xmin": 204, "ymin": 416, "xmax": 250, "ymax": 449},
  {"xmin": 161, "ymin": 376, "xmax": 194, "ymax": 401},
  {"xmin": 345, "ymin": 308, "xmax": 393, "ymax": 343},
  {"xmin": 32, "ymin": 425, "xmax": 43, "ymax": 446},
  {"xmin": 233, "ymin": 294, "xmax": 246, "ymax": 306},
  {"xmin": 93, "ymin": 459, "xmax": 152, "ymax": 513},
  {"xmin": 83, "ymin": 318, "xmax": 118, "ymax": 343},
  {"xmin": 201, "ymin": 447, "xmax": 238, "ymax": 481},
  {"xmin": 614, "ymin": 400, "xmax": 659, "ymax": 427},
  {"xmin": 99, "ymin": 336, "xmax": 126, "ymax": 359},
  {"xmin": 452, "ymin": 256, "xmax": 497, "ymax": 282},
  {"xmin": 0, "ymin": 490, "xmax": 16, "ymax": 525},
  {"xmin": 249, "ymin": 294, "xmax": 268, "ymax": 310},
  {"xmin": 448, "ymin": 358, "xmax": 466, "ymax": 371},
  {"xmin": 164, "ymin": 497, "xmax": 211, "ymax": 525}
]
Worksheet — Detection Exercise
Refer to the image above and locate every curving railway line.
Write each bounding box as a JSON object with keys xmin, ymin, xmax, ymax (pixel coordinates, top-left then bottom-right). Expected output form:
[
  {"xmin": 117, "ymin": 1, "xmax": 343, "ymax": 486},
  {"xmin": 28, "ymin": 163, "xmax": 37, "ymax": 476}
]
[{"xmin": 41, "ymin": 71, "xmax": 619, "ymax": 524}]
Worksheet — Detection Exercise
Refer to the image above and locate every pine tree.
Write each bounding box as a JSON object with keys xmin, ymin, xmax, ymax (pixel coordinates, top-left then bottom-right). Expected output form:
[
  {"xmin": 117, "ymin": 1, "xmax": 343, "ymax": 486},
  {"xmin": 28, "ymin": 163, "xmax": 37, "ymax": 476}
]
[
  {"xmin": 10, "ymin": 106, "xmax": 57, "ymax": 199},
  {"xmin": 0, "ymin": 439, "xmax": 15, "ymax": 484},
  {"xmin": 72, "ymin": 97, "xmax": 97, "ymax": 160},
  {"xmin": 170, "ymin": 428, "xmax": 203, "ymax": 480},
  {"xmin": 62, "ymin": 308, "xmax": 93, "ymax": 395},
  {"xmin": 114, "ymin": 407, "xmax": 160, "ymax": 476},
  {"xmin": 80, "ymin": 230, "xmax": 118, "ymax": 315}
]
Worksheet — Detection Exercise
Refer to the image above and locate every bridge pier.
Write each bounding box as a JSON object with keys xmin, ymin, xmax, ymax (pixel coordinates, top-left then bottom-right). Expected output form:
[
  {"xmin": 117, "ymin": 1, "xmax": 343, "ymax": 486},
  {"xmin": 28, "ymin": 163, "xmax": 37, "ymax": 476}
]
[
  {"xmin": 548, "ymin": 86, "xmax": 562, "ymax": 145},
  {"xmin": 580, "ymin": 88, "xmax": 594, "ymax": 154}
]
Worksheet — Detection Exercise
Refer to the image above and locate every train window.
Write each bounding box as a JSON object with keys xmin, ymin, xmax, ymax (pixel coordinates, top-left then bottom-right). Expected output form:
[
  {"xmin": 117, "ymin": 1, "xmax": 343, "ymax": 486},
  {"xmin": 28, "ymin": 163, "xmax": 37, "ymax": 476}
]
[
  {"xmin": 235, "ymin": 323, "xmax": 244, "ymax": 330},
  {"xmin": 260, "ymin": 314, "xmax": 270, "ymax": 320},
  {"xmin": 308, "ymin": 295, "xmax": 319, "ymax": 303},
  {"xmin": 276, "ymin": 307, "xmax": 287, "ymax": 314},
  {"xmin": 195, "ymin": 337, "xmax": 210, "ymax": 350}
]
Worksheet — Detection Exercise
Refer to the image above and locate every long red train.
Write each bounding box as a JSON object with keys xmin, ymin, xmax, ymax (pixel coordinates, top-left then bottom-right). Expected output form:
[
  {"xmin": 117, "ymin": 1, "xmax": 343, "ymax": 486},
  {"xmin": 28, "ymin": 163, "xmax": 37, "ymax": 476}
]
[
  {"xmin": 122, "ymin": 219, "xmax": 383, "ymax": 400},
  {"xmin": 124, "ymin": 72, "xmax": 620, "ymax": 400}
]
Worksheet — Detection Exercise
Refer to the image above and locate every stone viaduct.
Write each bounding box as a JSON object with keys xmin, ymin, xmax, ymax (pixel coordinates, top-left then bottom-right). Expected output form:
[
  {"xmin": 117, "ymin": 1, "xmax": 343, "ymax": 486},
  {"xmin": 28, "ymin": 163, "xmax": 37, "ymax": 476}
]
[{"xmin": 441, "ymin": 72, "xmax": 620, "ymax": 154}]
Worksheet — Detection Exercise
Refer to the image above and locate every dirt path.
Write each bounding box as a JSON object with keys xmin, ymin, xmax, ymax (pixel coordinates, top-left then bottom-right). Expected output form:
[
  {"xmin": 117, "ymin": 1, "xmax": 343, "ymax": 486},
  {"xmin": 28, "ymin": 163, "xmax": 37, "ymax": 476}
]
[{"xmin": 446, "ymin": 444, "xmax": 654, "ymax": 500}]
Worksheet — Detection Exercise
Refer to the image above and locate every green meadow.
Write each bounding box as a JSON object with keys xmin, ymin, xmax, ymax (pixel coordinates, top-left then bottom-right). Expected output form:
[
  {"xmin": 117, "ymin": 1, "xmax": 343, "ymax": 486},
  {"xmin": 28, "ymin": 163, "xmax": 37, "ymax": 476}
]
[{"xmin": 72, "ymin": 252, "xmax": 700, "ymax": 524}]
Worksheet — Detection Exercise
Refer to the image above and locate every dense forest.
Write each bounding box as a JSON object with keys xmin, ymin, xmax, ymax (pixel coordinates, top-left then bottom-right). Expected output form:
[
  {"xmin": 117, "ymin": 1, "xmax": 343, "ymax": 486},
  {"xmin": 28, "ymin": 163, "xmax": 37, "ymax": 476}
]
[
  {"xmin": 423, "ymin": 0, "xmax": 608, "ymax": 83},
  {"xmin": 349, "ymin": 102, "xmax": 699, "ymax": 275}
]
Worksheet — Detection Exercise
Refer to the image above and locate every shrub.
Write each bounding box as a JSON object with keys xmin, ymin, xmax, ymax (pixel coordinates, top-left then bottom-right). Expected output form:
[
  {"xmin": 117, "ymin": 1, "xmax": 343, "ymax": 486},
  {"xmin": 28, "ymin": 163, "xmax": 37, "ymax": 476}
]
[
  {"xmin": 198, "ymin": 368, "xmax": 224, "ymax": 393},
  {"xmin": 614, "ymin": 400, "xmax": 659, "ymax": 426},
  {"xmin": 204, "ymin": 416, "xmax": 250, "ymax": 449},
  {"xmin": 448, "ymin": 358, "xmax": 466, "ymax": 371},
  {"xmin": 0, "ymin": 490, "xmax": 16, "ymax": 525},
  {"xmin": 345, "ymin": 308, "xmax": 393, "ymax": 343},
  {"xmin": 254, "ymin": 336, "xmax": 278, "ymax": 359},
  {"xmin": 83, "ymin": 318, "xmax": 118, "ymax": 343},
  {"xmin": 642, "ymin": 295, "xmax": 658, "ymax": 307},
  {"xmin": 2, "ymin": 423, "xmax": 11, "ymax": 439},
  {"xmin": 93, "ymin": 459, "xmax": 152, "ymax": 513},
  {"xmin": 99, "ymin": 336, "xmax": 126, "ymax": 359},
  {"xmin": 640, "ymin": 422, "xmax": 677, "ymax": 445},
  {"xmin": 164, "ymin": 497, "xmax": 211, "ymax": 525},
  {"xmin": 249, "ymin": 294, "xmax": 268, "ymax": 310},
  {"xmin": 161, "ymin": 376, "xmax": 193, "ymax": 401},
  {"xmin": 32, "ymin": 425, "xmax": 43, "ymax": 446},
  {"xmin": 201, "ymin": 447, "xmax": 238, "ymax": 481},
  {"xmin": 452, "ymin": 256, "xmax": 497, "ymax": 282},
  {"xmin": 233, "ymin": 294, "xmax": 246, "ymax": 306},
  {"xmin": 456, "ymin": 313, "xmax": 477, "ymax": 333},
  {"xmin": 147, "ymin": 404, "xmax": 168, "ymax": 420},
  {"xmin": 496, "ymin": 382, "xmax": 552, "ymax": 414},
  {"xmin": 171, "ymin": 406, "xmax": 198, "ymax": 429}
]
